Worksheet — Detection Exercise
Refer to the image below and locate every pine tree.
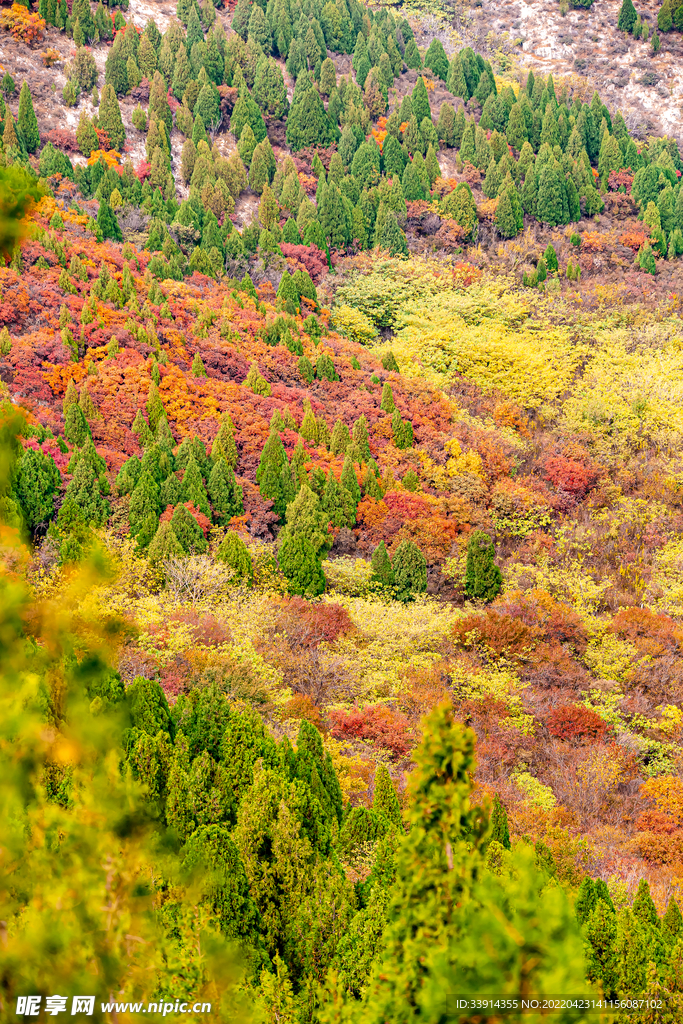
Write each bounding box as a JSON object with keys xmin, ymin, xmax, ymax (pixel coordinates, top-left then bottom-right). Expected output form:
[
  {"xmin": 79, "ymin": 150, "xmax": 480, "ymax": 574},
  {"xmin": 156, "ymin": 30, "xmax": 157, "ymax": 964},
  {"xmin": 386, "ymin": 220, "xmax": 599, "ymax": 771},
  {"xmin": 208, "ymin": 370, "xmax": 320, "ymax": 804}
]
[
  {"xmin": 216, "ymin": 530, "xmax": 253, "ymax": 584},
  {"xmin": 495, "ymin": 176, "xmax": 523, "ymax": 238},
  {"xmin": 98, "ymin": 84, "xmax": 126, "ymax": 150},
  {"xmin": 373, "ymin": 762, "xmax": 403, "ymax": 829},
  {"xmin": 585, "ymin": 900, "xmax": 619, "ymax": 999},
  {"xmin": 423, "ymin": 38, "xmax": 448, "ymax": 81},
  {"xmin": 618, "ymin": 0, "xmax": 637, "ymax": 32},
  {"xmin": 17, "ymin": 82, "xmax": 39, "ymax": 153},
  {"xmin": 392, "ymin": 540, "xmax": 427, "ymax": 602},
  {"xmin": 464, "ymin": 530, "xmax": 502, "ymax": 601},
  {"xmin": 64, "ymin": 403, "xmax": 91, "ymax": 447},
  {"xmin": 489, "ymin": 794, "xmax": 511, "ymax": 850},
  {"xmin": 371, "ymin": 540, "xmax": 394, "ymax": 588},
  {"xmin": 330, "ymin": 420, "xmax": 350, "ymax": 456},
  {"xmin": 662, "ymin": 898, "xmax": 683, "ymax": 945},
  {"xmin": 97, "ymin": 198, "xmax": 122, "ymax": 242},
  {"xmin": 171, "ymin": 504, "xmax": 208, "ymax": 553},
  {"xmin": 575, "ymin": 877, "xmax": 597, "ymax": 926},
  {"xmin": 380, "ymin": 383, "xmax": 395, "ymax": 413},
  {"xmin": 182, "ymin": 453, "xmax": 211, "ymax": 519},
  {"xmin": 278, "ymin": 532, "xmax": 325, "ymax": 596},
  {"xmin": 256, "ymin": 430, "xmax": 291, "ymax": 520},
  {"xmin": 341, "ymin": 454, "xmax": 361, "ymax": 505},
  {"xmin": 632, "ymin": 879, "xmax": 660, "ymax": 929},
  {"xmin": 208, "ymin": 460, "xmax": 243, "ymax": 524},
  {"xmin": 211, "ymin": 412, "xmax": 238, "ymax": 468},
  {"xmin": 16, "ymin": 448, "xmax": 61, "ymax": 530}
]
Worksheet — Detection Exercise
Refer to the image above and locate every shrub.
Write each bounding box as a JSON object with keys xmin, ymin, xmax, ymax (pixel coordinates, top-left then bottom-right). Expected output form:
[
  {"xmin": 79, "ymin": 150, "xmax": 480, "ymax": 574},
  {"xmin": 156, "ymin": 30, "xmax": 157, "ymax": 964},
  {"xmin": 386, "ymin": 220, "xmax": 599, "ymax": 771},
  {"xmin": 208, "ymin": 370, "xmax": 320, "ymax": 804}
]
[
  {"xmin": 329, "ymin": 704, "xmax": 412, "ymax": 757},
  {"xmin": 546, "ymin": 705, "xmax": 611, "ymax": 743}
]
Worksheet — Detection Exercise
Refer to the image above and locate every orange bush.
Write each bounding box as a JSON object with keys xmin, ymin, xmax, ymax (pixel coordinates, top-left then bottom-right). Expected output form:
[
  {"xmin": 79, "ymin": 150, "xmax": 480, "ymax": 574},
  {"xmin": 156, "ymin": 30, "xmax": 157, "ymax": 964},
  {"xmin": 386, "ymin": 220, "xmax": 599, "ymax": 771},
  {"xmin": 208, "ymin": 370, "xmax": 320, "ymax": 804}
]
[
  {"xmin": 0, "ymin": 4, "xmax": 45, "ymax": 45},
  {"xmin": 546, "ymin": 704, "xmax": 610, "ymax": 743},
  {"xmin": 329, "ymin": 703, "xmax": 412, "ymax": 757}
]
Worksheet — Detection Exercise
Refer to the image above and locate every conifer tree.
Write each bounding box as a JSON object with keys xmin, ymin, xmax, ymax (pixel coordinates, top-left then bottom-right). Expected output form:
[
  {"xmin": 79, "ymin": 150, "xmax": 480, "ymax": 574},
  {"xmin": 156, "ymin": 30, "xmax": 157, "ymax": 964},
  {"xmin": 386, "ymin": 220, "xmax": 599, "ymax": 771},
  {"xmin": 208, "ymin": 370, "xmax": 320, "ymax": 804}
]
[
  {"xmin": 373, "ymin": 763, "xmax": 402, "ymax": 830},
  {"xmin": 662, "ymin": 898, "xmax": 683, "ymax": 945},
  {"xmin": 371, "ymin": 540, "xmax": 394, "ymax": 588},
  {"xmin": 489, "ymin": 793, "xmax": 511, "ymax": 850},
  {"xmin": 585, "ymin": 900, "xmax": 619, "ymax": 999},
  {"xmin": 216, "ymin": 530, "xmax": 253, "ymax": 584},
  {"xmin": 99, "ymin": 84, "xmax": 126, "ymax": 150},
  {"xmin": 97, "ymin": 198, "xmax": 122, "ymax": 242},
  {"xmin": 208, "ymin": 460, "xmax": 243, "ymax": 524},
  {"xmin": 618, "ymin": 0, "xmax": 637, "ymax": 32},
  {"xmin": 278, "ymin": 532, "xmax": 325, "ymax": 596},
  {"xmin": 211, "ymin": 412, "xmax": 238, "ymax": 468},
  {"xmin": 256, "ymin": 430, "xmax": 291, "ymax": 521},
  {"xmin": 380, "ymin": 383, "xmax": 395, "ymax": 413},
  {"xmin": 575, "ymin": 877, "xmax": 597, "ymax": 926},
  {"xmin": 171, "ymin": 504, "xmax": 208, "ymax": 553},
  {"xmin": 330, "ymin": 420, "xmax": 350, "ymax": 456},
  {"xmin": 182, "ymin": 453, "xmax": 211, "ymax": 519},
  {"xmin": 464, "ymin": 530, "xmax": 502, "ymax": 601},
  {"xmin": 17, "ymin": 82, "xmax": 39, "ymax": 153},
  {"xmin": 392, "ymin": 539, "xmax": 427, "ymax": 602},
  {"xmin": 632, "ymin": 879, "xmax": 660, "ymax": 929},
  {"xmin": 340, "ymin": 454, "xmax": 360, "ymax": 505}
]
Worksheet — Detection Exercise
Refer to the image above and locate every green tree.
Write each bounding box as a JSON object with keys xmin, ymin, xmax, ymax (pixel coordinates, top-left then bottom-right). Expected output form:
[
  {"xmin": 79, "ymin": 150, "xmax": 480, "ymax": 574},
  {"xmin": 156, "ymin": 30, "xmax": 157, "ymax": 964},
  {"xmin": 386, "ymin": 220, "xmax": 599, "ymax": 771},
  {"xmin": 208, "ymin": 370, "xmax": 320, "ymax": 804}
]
[
  {"xmin": 464, "ymin": 530, "xmax": 502, "ymax": 601},
  {"xmin": 278, "ymin": 531, "xmax": 325, "ymax": 596},
  {"xmin": 182, "ymin": 452, "xmax": 211, "ymax": 518},
  {"xmin": 575, "ymin": 877, "xmax": 597, "ymax": 926},
  {"xmin": 171, "ymin": 503, "xmax": 208, "ymax": 553},
  {"xmin": 147, "ymin": 519, "xmax": 184, "ymax": 563},
  {"xmin": 286, "ymin": 74, "xmax": 339, "ymax": 151},
  {"xmin": 391, "ymin": 539, "xmax": 427, "ymax": 602},
  {"xmin": 17, "ymin": 82, "xmax": 39, "ymax": 153},
  {"xmin": 489, "ymin": 793, "xmax": 511, "ymax": 850},
  {"xmin": 211, "ymin": 413, "xmax": 238, "ymax": 468},
  {"xmin": 16, "ymin": 448, "xmax": 61, "ymax": 530},
  {"xmin": 216, "ymin": 530, "xmax": 253, "ymax": 585},
  {"xmin": 373, "ymin": 763, "xmax": 402, "ymax": 830},
  {"xmin": 97, "ymin": 197, "xmax": 122, "ymax": 242},
  {"xmin": 256, "ymin": 430, "xmax": 292, "ymax": 521},
  {"xmin": 618, "ymin": 0, "xmax": 637, "ymax": 32},
  {"xmin": 371, "ymin": 540, "xmax": 394, "ymax": 588},
  {"xmin": 423, "ymin": 38, "xmax": 448, "ymax": 81},
  {"xmin": 208, "ymin": 459, "xmax": 243, "ymax": 524},
  {"xmin": 98, "ymin": 84, "xmax": 126, "ymax": 150}
]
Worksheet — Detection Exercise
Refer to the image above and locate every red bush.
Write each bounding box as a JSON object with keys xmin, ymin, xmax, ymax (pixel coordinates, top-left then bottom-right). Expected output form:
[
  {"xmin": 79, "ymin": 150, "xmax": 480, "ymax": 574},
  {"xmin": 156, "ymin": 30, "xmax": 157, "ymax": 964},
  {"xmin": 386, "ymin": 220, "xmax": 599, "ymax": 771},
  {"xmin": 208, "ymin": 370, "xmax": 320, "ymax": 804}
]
[
  {"xmin": 328, "ymin": 704, "xmax": 412, "ymax": 757},
  {"xmin": 273, "ymin": 596, "xmax": 354, "ymax": 646},
  {"xmin": 42, "ymin": 129, "xmax": 79, "ymax": 153},
  {"xmin": 279, "ymin": 244, "xmax": 328, "ymax": 284},
  {"xmin": 607, "ymin": 169, "xmax": 634, "ymax": 193},
  {"xmin": 543, "ymin": 455, "xmax": 599, "ymax": 498},
  {"xmin": 546, "ymin": 704, "xmax": 610, "ymax": 742}
]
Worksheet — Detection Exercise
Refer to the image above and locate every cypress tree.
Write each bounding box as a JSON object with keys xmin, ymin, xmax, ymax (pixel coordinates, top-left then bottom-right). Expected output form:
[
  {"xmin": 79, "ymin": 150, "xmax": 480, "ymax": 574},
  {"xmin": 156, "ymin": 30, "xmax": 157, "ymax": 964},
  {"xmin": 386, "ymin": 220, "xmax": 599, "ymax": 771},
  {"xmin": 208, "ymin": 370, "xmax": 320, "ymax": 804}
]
[
  {"xmin": 97, "ymin": 198, "xmax": 122, "ymax": 242},
  {"xmin": 575, "ymin": 877, "xmax": 597, "ymax": 926},
  {"xmin": 216, "ymin": 530, "xmax": 253, "ymax": 584},
  {"xmin": 129, "ymin": 470, "xmax": 160, "ymax": 536},
  {"xmin": 98, "ymin": 84, "xmax": 126, "ymax": 150},
  {"xmin": 618, "ymin": 0, "xmax": 637, "ymax": 32},
  {"xmin": 489, "ymin": 794, "xmax": 511, "ymax": 850},
  {"xmin": 371, "ymin": 541, "xmax": 394, "ymax": 587},
  {"xmin": 171, "ymin": 504, "xmax": 208, "ymax": 553},
  {"xmin": 381, "ymin": 383, "xmax": 395, "ymax": 413},
  {"xmin": 340, "ymin": 454, "xmax": 360, "ymax": 505},
  {"xmin": 256, "ymin": 430, "xmax": 292, "ymax": 520},
  {"xmin": 330, "ymin": 420, "xmax": 350, "ymax": 456},
  {"xmin": 208, "ymin": 459, "xmax": 243, "ymax": 524},
  {"xmin": 662, "ymin": 898, "xmax": 683, "ymax": 945},
  {"xmin": 464, "ymin": 530, "xmax": 502, "ymax": 601},
  {"xmin": 211, "ymin": 412, "xmax": 238, "ymax": 468},
  {"xmin": 373, "ymin": 763, "xmax": 403, "ymax": 830},
  {"xmin": 392, "ymin": 539, "xmax": 427, "ymax": 602},
  {"xmin": 278, "ymin": 532, "xmax": 325, "ymax": 596},
  {"xmin": 632, "ymin": 879, "xmax": 659, "ymax": 929},
  {"xmin": 182, "ymin": 453, "xmax": 211, "ymax": 519},
  {"xmin": 585, "ymin": 901, "xmax": 619, "ymax": 999},
  {"xmin": 17, "ymin": 82, "xmax": 39, "ymax": 153}
]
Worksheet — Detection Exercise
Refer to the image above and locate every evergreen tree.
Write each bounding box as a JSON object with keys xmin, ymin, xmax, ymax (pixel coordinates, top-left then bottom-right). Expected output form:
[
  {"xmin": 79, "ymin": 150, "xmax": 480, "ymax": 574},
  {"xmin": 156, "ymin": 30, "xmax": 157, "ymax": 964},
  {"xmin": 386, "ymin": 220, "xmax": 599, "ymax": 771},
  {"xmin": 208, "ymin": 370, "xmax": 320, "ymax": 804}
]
[
  {"xmin": 211, "ymin": 412, "xmax": 238, "ymax": 468},
  {"xmin": 97, "ymin": 198, "xmax": 122, "ymax": 242},
  {"xmin": 17, "ymin": 82, "xmax": 39, "ymax": 153},
  {"xmin": 380, "ymin": 383, "xmax": 395, "ymax": 413},
  {"xmin": 208, "ymin": 460, "xmax": 243, "ymax": 524},
  {"xmin": 256, "ymin": 430, "xmax": 291, "ymax": 521},
  {"xmin": 171, "ymin": 504, "xmax": 208, "ymax": 553},
  {"xmin": 182, "ymin": 453, "xmax": 211, "ymax": 518},
  {"xmin": 489, "ymin": 794, "xmax": 511, "ymax": 850},
  {"xmin": 392, "ymin": 539, "xmax": 427, "ymax": 602},
  {"xmin": 618, "ymin": 0, "xmax": 637, "ymax": 32},
  {"xmin": 423, "ymin": 38, "xmax": 448, "ymax": 81},
  {"xmin": 575, "ymin": 877, "xmax": 597, "ymax": 926},
  {"xmin": 286, "ymin": 74, "xmax": 339, "ymax": 151},
  {"xmin": 371, "ymin": 541, "xmax": 394, "ymax": 588},
  {"xmin": 373, "ymin": 762, "xmax": 402, "ymax": 830},
  {"xmin": 216, "ymin": 530, "xmax": 253, "ymax": 584},
  {"xmin": 128, "ymin": 470, "xmax": 160, "ymax": 536},
  {"xmin": 16, "ymin": 448, "xmax": 61, "ymax": 530},
  {"xmin": 495, "ymin": 176, "xmax": 523, "ymax": 237},
  {"xmin": 99, "ymin": 84, "xmax": 126, "ymax": 150},
  {"xmin": 585, "ymin": 901, "xmax": 619, "ymax": 999},
  {"xmin": 64, "ymin": 403, "xmax": 91, "ymax": 447},
  {"xmin": 632, "ymin": 879, "xmax": 660, "ymax": 929},
  {"xmin": 278, "ymin": 532, "xmax": 325, "ymax": 596},
  {"xmin": 464, "ymin": 530, "xmax": 502, "ymax": 601},
  {"xmin": 662, "ymin": 898, "xmax": 683, "ymax": 945}
]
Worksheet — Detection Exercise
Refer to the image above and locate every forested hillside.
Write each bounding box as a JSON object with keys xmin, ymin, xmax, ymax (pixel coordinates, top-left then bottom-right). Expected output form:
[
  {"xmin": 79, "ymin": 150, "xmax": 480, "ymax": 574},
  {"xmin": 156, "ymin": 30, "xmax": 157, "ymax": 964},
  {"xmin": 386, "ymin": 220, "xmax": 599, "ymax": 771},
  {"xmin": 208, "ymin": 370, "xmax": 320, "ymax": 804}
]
[{"xmin": 3, "ymin": 0, "xmax": 683, "ymax": 1018}]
